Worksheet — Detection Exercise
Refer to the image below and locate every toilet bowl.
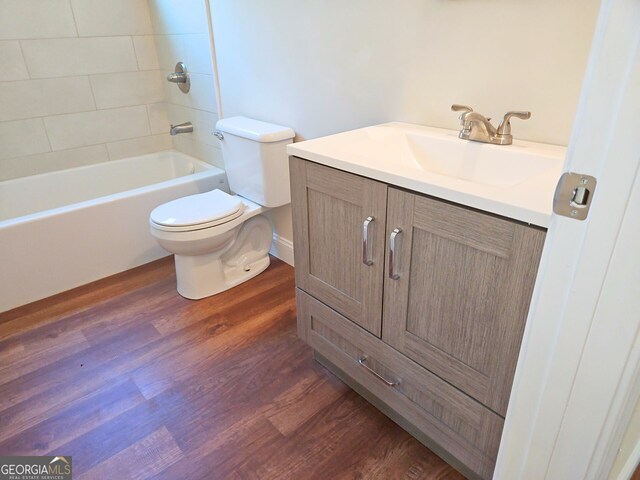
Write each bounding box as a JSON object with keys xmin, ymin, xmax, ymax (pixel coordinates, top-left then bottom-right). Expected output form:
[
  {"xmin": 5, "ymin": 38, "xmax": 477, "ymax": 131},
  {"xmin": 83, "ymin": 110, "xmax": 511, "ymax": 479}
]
[
  {"xmin": 150, "ymin": 189, "xmax": 273, "ymax": 299},
  {"xmin": 149, "ymin": 116, "xmax": 295, "ymax": 299}
]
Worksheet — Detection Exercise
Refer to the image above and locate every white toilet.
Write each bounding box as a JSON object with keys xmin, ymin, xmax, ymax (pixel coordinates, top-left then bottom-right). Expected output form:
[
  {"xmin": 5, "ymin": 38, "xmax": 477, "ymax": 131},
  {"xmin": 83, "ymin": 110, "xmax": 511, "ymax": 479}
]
[{"xmin": 149, "ymin": 116, "xmax": 295, "ymax": 299}]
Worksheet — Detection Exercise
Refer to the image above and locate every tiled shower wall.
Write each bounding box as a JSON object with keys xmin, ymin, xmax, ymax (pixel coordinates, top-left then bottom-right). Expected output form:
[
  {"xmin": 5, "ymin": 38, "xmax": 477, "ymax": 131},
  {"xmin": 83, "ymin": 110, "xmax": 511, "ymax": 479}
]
[
  {"xmin": 148, "ymin": 0, "xmax": 223, "ymax": 169},
  {"xmin": 0, "ymin": 0, "xmax": 170, "ymax": 181},
  {"xmin": 0, "ymin": 0, "xmax": 222, "ymax": 181}
]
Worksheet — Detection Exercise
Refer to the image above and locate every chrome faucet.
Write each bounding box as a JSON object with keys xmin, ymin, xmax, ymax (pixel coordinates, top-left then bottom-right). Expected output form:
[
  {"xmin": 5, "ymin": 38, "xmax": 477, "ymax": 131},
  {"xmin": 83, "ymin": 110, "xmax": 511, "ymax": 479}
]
[
  {"xmin": 451, "ymin": 104, "xmax": 531, "ymax": 145},
  {"xmin": 170, "ymin": 122, "xmax": 193, "ymax": 136},
  {"xmin": 167, "ymin": 62, "xmax": 190, "ymax": 93}
]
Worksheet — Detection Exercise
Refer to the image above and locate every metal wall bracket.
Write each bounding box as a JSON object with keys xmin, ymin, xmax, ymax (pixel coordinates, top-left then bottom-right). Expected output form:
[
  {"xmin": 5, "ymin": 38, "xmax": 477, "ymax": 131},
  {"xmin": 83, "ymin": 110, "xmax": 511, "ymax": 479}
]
[{"xmin": 553, "ymin": 172, "xmax": 597, "ymax": 220}]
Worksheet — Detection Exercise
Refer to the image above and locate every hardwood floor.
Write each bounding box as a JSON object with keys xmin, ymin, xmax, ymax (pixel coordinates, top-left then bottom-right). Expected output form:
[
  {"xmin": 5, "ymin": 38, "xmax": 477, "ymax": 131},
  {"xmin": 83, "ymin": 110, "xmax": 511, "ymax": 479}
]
[{"xmin": 0, "ymin": 256, "xmax": 464, "ymax": 480}]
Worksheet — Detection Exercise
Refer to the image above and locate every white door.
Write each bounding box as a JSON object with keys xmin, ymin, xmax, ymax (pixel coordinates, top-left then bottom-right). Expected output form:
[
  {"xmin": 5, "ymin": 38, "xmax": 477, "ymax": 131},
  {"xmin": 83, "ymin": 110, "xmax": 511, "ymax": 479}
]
[{"xmin": 493, "ymin": 0, "xmax": 640, "ymax": 479}]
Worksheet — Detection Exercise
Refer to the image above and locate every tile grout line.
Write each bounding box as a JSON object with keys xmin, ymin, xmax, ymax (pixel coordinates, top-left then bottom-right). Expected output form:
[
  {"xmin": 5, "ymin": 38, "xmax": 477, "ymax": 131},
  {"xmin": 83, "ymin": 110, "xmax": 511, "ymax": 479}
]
[
  {"xmin": 132, "ymin": 39, "xmax": 144, "ymax": 71},
  {"xmin": 39, "ymin": 116, "xmax": 54, "ymax": 153},
  {"xmin": 0, "ymin": 103, "xmax": 154, "ymax": 126},
  {"xmin": 16, "ymin": 41, "xmax": 32, "ymax": 80},
  {"xmin": 66, "ymin": 0, "xmax": 80, "ymax": 38},
  {"xmin": 130, "ymin": 35, "xmax": 143, "ymax": 72},
  {"xmin": 0, "ymin": 68, "xmax": 145, "ymax": 83},
  {"xmin": 0, "ymin": 104, "xmax": 152, "ymax": 122},
  {"xmin": 86, "ymin": 71, "xmax": 113, "ymax": 160},
  {"xmin": 146, "ymin": 104, "xmax": 162, "ymax": 136},
  {"xmin": 144, "ymin": 103, "xmax": 154, "ymax": 142},
  {"xmin": 86, "ymin": 75, "xmax": 99, "ymax": 112}
]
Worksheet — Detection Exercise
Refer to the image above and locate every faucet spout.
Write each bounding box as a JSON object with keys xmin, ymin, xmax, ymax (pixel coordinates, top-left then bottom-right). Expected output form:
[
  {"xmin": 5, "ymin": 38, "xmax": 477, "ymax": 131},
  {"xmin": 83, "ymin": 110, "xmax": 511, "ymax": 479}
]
[
  {"xmin": 463, "ymin": 112, "xmax": 497, "ymax": 141},
  {"xmin": 170, "ymin": 122, "xmax": 193, "ymax": 136}
]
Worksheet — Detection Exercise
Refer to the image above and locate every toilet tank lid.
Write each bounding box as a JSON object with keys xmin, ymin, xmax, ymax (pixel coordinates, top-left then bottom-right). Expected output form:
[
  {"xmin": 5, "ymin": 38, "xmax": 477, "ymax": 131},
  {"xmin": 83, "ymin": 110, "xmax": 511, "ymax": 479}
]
[{"xmin": 216, "ymin": 116, "xmax": 295, "ymax": 143}]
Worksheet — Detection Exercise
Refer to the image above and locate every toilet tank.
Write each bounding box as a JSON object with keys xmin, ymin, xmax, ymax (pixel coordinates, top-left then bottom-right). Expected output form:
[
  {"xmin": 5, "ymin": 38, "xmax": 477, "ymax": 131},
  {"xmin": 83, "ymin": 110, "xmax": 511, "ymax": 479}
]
[{"xmin": 216, "ymin": 116, "xmax": 295, "ymax": 208}]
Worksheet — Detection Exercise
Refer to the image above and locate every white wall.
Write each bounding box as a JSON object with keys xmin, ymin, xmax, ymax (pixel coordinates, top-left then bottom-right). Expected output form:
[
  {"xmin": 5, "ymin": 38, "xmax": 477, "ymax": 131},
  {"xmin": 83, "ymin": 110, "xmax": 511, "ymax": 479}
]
[
  {"xmin": 0, "ymin": 0, "xmax": 172, "ymax": 181},
  {"xmin": 148, "ymin": 0, "xmax": 224, "ymax": 169},
  {"xmin": 210, "ymin": 0, "xmax": 600, "ymax": 246}
]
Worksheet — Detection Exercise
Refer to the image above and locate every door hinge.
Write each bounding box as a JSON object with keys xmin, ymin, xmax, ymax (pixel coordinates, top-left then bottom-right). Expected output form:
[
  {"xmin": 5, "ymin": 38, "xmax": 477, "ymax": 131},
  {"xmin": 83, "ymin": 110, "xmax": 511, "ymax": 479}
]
[{"xmin": 553, "ymin": 172, "xmax": 597, "ymax": 220}]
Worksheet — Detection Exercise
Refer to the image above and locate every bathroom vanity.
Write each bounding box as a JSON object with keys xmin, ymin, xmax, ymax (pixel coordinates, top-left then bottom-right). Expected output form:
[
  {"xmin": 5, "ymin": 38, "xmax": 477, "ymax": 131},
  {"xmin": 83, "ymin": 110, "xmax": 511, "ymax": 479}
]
[{"xmin": 288, "ymin": 123, "xmax": 566, "ymax": 479}]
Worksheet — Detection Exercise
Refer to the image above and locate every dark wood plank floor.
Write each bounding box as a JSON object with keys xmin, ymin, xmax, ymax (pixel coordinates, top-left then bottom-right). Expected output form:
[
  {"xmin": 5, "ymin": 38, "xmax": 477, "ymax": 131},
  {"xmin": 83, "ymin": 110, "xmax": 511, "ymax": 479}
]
[{"xmin": 0, "ymin": 256, "xmax": 464, "ymax": 480}]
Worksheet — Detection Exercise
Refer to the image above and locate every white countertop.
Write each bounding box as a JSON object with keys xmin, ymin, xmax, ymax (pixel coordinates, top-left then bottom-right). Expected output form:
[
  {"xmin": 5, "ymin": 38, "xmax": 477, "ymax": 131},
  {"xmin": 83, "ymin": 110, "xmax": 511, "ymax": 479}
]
[{"xmin": 287, "ymin": 122, "xmax": 566, "ymax": 227}]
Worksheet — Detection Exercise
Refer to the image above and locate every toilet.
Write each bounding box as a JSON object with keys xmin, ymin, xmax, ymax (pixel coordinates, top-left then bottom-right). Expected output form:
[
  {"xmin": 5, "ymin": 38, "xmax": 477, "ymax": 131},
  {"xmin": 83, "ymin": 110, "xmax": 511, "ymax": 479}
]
[{"xmin": 149, "ymin": 116, "xmax": 295, "ymax": 299}]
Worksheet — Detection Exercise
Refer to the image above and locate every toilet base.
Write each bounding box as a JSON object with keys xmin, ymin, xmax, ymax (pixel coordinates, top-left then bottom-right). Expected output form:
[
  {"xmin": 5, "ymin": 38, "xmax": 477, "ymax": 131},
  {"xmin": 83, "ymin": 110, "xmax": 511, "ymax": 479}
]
[
  {"xmin": 172, "ymin": 214, "xmax": 273, "ymax": 299},
  {"xmin": 175, "ymin": 253, "xmax": 270, "ymax": 299}
]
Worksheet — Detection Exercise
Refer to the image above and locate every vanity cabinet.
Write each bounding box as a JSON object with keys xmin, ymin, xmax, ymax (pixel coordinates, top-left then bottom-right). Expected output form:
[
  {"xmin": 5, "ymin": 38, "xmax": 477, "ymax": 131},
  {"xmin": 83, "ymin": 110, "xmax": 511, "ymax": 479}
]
[{"xmin": 290, "ymin": 156, "xmax": 546, "ymax": 479}]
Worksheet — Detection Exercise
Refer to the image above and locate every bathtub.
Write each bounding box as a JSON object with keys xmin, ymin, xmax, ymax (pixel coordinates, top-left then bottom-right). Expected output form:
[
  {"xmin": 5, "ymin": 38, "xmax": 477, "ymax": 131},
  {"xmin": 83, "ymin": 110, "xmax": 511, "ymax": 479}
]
[{"xmin": 0, "ymin": 150, "xmax": 229, "ymax": 313}]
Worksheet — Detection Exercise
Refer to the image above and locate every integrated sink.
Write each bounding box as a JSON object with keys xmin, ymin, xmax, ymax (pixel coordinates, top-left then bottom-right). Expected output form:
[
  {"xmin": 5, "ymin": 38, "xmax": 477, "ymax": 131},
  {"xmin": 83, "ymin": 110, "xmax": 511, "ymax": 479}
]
[
  {"xmin": 336, "ymin": 124, "xmax": 560, "ymax": 188},
  {"xmin": 404, "ymin": 133, "xmax": 559, "ymax": 188},
  {"xmin": 287, "ymin": 122, "xmax": 567, "ymax": 226}
]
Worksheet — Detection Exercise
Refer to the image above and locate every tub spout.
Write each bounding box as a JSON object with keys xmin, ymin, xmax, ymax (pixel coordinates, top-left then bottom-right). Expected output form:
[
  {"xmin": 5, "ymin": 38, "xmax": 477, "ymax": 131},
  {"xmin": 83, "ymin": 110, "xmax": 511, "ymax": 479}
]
[{"xmin": 170, "ymin": 122, "xmax": 193, "ymax": 136}]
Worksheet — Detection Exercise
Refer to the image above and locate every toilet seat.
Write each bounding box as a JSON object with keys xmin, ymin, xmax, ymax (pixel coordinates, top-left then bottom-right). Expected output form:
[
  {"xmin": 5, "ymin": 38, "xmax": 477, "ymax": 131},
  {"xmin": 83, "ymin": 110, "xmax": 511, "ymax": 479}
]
[{"xmin": 150, "ymin": 189, "xmax": 244, "ymax": 232}]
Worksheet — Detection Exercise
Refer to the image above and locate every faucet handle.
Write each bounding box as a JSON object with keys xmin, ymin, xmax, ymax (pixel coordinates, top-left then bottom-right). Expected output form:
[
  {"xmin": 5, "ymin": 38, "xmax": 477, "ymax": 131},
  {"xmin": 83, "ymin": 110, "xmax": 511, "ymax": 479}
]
[
  {"xmin": 451, "ymin": 104, "xmax": 473, "ymax": 114},
  {"xmin": 451, "ymin": 104, "xmax": 474, "ymax": 128},
  {"xmin": 167, "ymin": 72, "xmax": 187, "ymax": 84},
  {"xmin": 497, "ymin": 111, "xmax": 531, "ymax": 136}
]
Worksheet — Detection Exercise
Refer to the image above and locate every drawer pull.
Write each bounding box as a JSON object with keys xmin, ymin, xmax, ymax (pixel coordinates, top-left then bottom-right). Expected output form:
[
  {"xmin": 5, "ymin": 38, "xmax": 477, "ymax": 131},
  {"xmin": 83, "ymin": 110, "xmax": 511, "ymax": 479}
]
[
  {"xmin": 357, "ymin": 356, "xmax": 400, "ymax": 387},
  {"xmin": 362, "ymin": 216, "xmax": 375, "ymax": 266},
  {"xmin": 388, "ymin": 228, "xmax": 402, "ymax": 280}
]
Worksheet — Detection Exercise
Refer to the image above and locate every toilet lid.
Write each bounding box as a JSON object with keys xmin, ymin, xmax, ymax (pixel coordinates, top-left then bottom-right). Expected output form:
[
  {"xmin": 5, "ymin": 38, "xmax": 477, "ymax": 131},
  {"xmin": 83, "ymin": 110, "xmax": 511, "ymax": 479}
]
[{"xmin": 150, "ymin": 189, "xmax": 244, "ymax": 228}]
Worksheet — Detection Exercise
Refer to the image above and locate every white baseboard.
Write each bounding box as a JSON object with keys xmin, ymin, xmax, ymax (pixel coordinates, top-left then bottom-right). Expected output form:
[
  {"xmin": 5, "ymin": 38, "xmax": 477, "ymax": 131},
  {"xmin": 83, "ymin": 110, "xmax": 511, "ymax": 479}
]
[{"xmin": 270, "ymin": 234, "xmax": 294, "ymax": 266}]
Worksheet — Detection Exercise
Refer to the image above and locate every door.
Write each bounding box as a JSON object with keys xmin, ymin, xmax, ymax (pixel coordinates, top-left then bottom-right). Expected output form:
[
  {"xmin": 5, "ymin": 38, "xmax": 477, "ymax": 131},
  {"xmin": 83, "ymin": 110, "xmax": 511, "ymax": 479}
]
[
  {"xmin": 381, "ymin": 187, "xmax": 546, "ymax": 415},
  {"xmin": 290, "ymin": 157, "xmax": 387, "ymax": 336},
  {"xmin": 495, "ymin": 2, "xmax": 640, "ymax": 477}
]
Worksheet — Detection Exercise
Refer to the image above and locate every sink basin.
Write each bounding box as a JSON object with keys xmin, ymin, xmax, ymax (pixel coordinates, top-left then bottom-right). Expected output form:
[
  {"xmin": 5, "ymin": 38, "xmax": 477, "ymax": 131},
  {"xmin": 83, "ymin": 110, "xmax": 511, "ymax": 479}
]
[
  {"xmin": 404, "ymin": 134, "xmax": 560, "ymax": 188},
  {"xmin": 287, "ymin": 122, "xmax": 566, "ymax": 227},
  {"xmin": 336, "ymin": 125, "xmax": 559, "ymax": 188}
]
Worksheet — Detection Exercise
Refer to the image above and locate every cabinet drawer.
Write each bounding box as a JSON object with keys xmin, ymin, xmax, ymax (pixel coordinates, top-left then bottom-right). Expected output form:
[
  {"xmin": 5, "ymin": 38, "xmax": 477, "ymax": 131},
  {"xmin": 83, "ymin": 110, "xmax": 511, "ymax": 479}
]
[{"xmin": 297, "ymin": 288, "xmax": 503, "ymax": 480}]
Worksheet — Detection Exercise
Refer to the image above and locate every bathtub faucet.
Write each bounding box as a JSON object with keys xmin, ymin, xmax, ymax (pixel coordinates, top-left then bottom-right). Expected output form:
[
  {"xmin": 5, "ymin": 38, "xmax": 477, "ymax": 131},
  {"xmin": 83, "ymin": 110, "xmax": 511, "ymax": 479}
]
[{"xmin": 170, "ymin": 122, "xmax": 193, "ymax": 136}]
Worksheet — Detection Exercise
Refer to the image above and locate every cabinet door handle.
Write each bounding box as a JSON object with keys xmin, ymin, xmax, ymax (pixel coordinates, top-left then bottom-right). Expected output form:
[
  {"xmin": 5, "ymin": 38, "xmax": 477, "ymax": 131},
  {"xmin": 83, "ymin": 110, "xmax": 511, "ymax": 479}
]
[
  {"xmin": 362, "ymin": 216, "xmax": 375, "ymax": 266},
  {"xmin": 357, "ymin": 356, "xmax": 400, "ymax": 387},
  {"xmin": 388, "ymin": 228, "xmax": 402, "ymax": 280}
]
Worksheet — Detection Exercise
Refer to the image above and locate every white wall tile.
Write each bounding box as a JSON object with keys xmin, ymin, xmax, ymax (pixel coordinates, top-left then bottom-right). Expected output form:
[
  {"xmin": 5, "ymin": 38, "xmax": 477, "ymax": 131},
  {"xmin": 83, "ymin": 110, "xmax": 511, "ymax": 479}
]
[
  {"xmin": 2, "ymin": 0, "xmax": 210, "ymax": 180},
  {"xmin": 153, "ymin": 35, "xmax": 186, "ymax": 71},
  {"xmin": 0, "ymin": 77, "xmax": 95, "ymax": 122},
  {"xmin": 154, "ymin": 34, "xmax": 213, "ymax": 74},
  {"xmin": 106, "ymin": 134, "xmax": 173, "ymax": 160},
  {"xmin": 71, "ymin": 0, "xmax": 153, "ymax": 37},
  {"xmin": 146, "ymin": 2, "xmax": 217, "ymax": 166},
  {"xmin": 183, "ymin": 34, "xmax": 214, "ymax": 75},
  {"xmin": 172, "ymin": 135, "xmax": 224, "ymax": 169},
  {"xmin": 0, "ymin": 145, "xmax": 109, "ymax": 181},
  {"xmin": 0, "ymin": 41, "xmax": 29, "ymax": 81},
  {"xmin": 21, "ymin": 37, "xmax": 138, "ymax": 78},
  {"xmin": 165, "ymin": 103, "xmax": 218, "ymax": 147},
  {"xmin": 90, "ymin": 71, "xmax": 164, "ymax": 109},
  {"xmin": 0, "ymin": 119, "xmax": 50, "ymax": 161},
  {"xmin": 163, "ymin": 72, "xmax": 217, "ymax": 113},
  {"xmin": 0, "ymin": 0, "xmax": 76, "ymax": 40},
  {"xmin": 148, "ymin": 0, "xmax": 209, "ymax": 35},
  {"xmin": 147, "ymin": 103, "xmax": 169, "ymax": 135},
  {"xmin": 133, "ymin": 36, "xmax": 160, "ymax": 70},
  {"xmin": 44, "ymin": 106, "xmax": 150, "ymax": 151}
]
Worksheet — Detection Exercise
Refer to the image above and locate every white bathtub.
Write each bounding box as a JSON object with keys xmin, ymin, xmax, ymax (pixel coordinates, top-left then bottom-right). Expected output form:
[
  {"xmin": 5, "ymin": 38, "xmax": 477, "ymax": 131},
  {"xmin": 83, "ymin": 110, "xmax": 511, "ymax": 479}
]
[{"xmin": 0, "ymin": 150, "xmax": 228, "ymax": 313}]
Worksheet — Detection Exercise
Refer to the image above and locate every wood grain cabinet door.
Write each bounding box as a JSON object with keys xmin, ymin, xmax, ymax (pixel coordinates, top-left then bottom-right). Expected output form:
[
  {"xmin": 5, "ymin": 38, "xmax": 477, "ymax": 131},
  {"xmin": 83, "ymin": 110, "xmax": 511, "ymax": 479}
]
[
  {"xmin": 290, "ymin": 157, "xmax": 388, "ymax": 336},
  {"xmin": 381, "ymin": 187, "xmax": 546, "ymax": 415}
]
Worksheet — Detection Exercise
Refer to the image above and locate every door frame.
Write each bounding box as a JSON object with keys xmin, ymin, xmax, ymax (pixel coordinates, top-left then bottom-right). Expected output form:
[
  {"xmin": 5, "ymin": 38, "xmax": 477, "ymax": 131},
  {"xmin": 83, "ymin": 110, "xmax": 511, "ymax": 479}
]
[{"xmin": 493, "ymin": 0, "xmax": 640, "ymax": 478}]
